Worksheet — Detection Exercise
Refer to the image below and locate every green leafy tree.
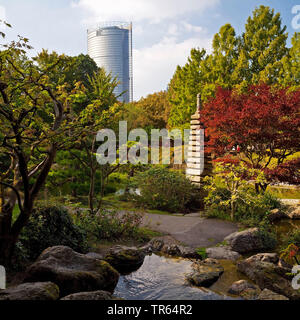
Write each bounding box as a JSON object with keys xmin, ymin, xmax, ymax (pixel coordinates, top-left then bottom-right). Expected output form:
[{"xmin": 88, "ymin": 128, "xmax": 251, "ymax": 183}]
[
  {"xmin": 204, "ymin": 161, "xmax": 265, "ymax": 220},
  {"xmin": 167, "ymin": 5, "xmax": 293, "ymax": 128},
  {"xmin": 47, "ymin": 66, "xmax": 120, "ymax": 214},
  {"xmin": 279, "ymin": 32, "xmax": 300, "ymax": 90},
  {"xmin": 236, "ymin": 5, "xmax": 288, "ymax": 88},
  {"xmin": 168, "ymin": 49, "xmax": 206, "ymax": 128},
  {"xmin": 0, "ymin": 24, "xmax": 117, "ymax": 265},
  {"xmin": 120, "ymin": 91, "xmax": 171, "ymax": 131},
  {"xmin": 209, "ymin": 24, "xmax": 239, "ymax": 89}
]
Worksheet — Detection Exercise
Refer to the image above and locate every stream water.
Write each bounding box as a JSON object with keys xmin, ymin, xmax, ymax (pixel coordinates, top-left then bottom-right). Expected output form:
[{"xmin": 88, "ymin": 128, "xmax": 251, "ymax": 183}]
[
  {"xmin": 114, "ymin": 254, "xmax": 239, "ymax": 300},
  {"xmin": 114, "ymin": 219, "xmax": 300, "ymax": 300}
]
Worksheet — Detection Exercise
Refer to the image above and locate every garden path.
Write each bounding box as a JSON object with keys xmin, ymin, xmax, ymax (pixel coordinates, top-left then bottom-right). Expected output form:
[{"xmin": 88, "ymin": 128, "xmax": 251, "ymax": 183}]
[{"xmin": 141, "ymin": 213, "xmax": 238, "ymax": 248}]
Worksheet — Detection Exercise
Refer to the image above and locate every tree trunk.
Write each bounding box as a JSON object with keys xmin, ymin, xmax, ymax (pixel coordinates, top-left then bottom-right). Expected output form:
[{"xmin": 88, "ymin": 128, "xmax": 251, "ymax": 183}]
[
  {"xmin": 260, "ymin": 183, "xmax": 268, "ymax": 193},
  {"xmin": 230, "ymin": 200, "xmax": 235, "ymax": 221},
  {"xmin": 88, "ymin": 168, "xmax": 96, "ymax": 214},
  {"xmin": 0, "ymin": 236, "xmax": 16, "ymax": 267},
  {"xmin": 98, "ymin": 169, "xmax": 105, "ymax": 212},
  {"xmin": 255, "ymin": 182, "xmax": 269, "ymax": 194},
  {"xmin": 0, "ymin": 207, "xmax": 14, "ymax": 267}
]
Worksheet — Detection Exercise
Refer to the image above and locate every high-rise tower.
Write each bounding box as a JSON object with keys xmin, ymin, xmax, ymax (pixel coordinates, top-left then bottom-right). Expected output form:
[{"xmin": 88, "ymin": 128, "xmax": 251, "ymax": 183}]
[{"xmin": 87, "ymin": 22, "xmax": 133, "ymax": 103}]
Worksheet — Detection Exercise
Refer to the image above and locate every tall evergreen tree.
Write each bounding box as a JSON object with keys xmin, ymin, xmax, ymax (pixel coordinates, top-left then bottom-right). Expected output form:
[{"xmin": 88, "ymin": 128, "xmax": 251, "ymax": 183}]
[
  {"xmin": 168, "ymin": 49, "xmax": 206, "ymax": 128},
  {"xmin": 279, "ymin": 32, "xmax": 300, "ymax": 90},
  {"xmin": 236, "ymin": 5, "xmax": 288, "ymax": 87},
  {"xmin": 167, "ymin": 5, "xmax": 294, "ymax": 129}
]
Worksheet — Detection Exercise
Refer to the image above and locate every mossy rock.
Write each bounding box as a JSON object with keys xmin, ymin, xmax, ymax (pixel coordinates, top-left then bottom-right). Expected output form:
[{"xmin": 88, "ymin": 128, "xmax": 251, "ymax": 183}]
[
  {"xmin": 24, "ymin": 246, "xmax": 120, "ymax": 297},
  {"xmin": 0, "ymin": 282, "xmax": 59, "ymax": 300},
  {"xmin": 237, "ymin": 254, "xmax": 300, "ymax": 300},
  {"xmin": 104, "ymin": 246, "xmax": 145, "ymax": 274},
  {"xmin": 186, "ymin": 258, "xmax": 224, "ymax": 287}
]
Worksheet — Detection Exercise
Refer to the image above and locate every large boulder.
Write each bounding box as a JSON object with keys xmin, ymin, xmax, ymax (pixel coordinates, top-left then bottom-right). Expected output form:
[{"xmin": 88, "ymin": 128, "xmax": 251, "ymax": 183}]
[
  {"xmin": 228, "ymin": 280, "xmax": 260, "ymax": 300},
  {"xmin": 225, "ymin": 228, "xmax": 273, "ymax": 254},
  {"xmin": 268, "ymin": 209, "xmax": 287, "ymax": 222},
  {"xmin": 85, "ymin": 252, "xmax": 104, "ymax": 260},
  {"xmin": 186, "ymin": 258, "xmax": 224, "ymax": 287},
  {"xmin": 24, "ymin": 246, "xmax": 119, "ymax": 297},
  {"xmin": 245, "ymin": 253, "xmax": 279, "ymax": 264},
  {"xmin": 286, "ymin": 205, "xmax": 300, "ymax": 219},
  {"xmin": 228, "ymin": 280, "xmax": 259, "ymax": 295},
  {"xmin": 206, "ymin": 246, "xmax": 241, "ymax": 261},
  {"xmin": 237, "ymin": 253, "xmax": 300, "ymax": 300},
  {"xmin": 61, "ymin": 290, "xmax": 119, "ymax": 300},
  {"xmin": 161, "ymin": 244, "xmax": 181, "ymax": 256},
  {"xmin": 178, "ymin": 246, "xmax": 201, "ymax": 259},
  {"xmin": 104, "ymin": 246, "xmax": 145, "ymax": 274},
  {"xmin": 0, "ymin": 282, "xmax": 59, "ymax": 300},
  {"xmin": 258, "ymin": 289, "xmax": 289, "ymax": 300}
]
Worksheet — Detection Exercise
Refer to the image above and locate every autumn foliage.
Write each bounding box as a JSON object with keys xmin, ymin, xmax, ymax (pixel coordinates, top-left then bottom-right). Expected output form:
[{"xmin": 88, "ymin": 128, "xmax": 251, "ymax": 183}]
[{"xmin": 202, "ymin": 84, "xmax": 300, "ymax": 185}]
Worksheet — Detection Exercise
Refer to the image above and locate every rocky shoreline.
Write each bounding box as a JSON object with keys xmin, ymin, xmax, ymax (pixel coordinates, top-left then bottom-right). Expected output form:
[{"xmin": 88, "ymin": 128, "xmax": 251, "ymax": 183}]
[{"xmin": 1, "ymin": 222, "xmax": 299, "ymax": 300}]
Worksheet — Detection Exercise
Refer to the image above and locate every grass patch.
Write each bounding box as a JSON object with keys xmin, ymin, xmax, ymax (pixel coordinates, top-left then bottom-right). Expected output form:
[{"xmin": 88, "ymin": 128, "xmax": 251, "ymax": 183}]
[
  {"xmin": 267, "ymin": 186, "xmax": 300, "ymax": 199},
  {"xmin": 196, "ymin": 247, "xmax": 207, "ymax": 259},
  {"xmin": 216, "ymin": 240, "xmax": 228, "ymax": 247}
]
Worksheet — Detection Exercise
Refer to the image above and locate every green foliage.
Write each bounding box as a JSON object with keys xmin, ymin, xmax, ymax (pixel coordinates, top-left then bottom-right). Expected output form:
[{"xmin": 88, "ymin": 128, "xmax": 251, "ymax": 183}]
[
  {"xmin": 73, "ymin": 209, "xmax": 145, "ymax": 242},
  {"xmin": 280, "ymin": 243, "xmax": 300, "ymax": 265},
  {"xmin": 167, "ymin": 5, "xmax": 296, "ymax": 128},
  {"xmin": 132, "ymin": 167, "xmax": 201, "ymax": 212},
  {"xmin": 18, "ymin": 205, "xmax": 89, "ymax": 261},
  {"xmin": 0, "ymin": 34, "xmax": 110, "ymax": 265},
  {"xmin": 279, "ymin": 32, "xmax": 300, "ymax": 90},
  {"xmin": 196, "ymin": 247, "xmax": 207, "ymax": 260},
  {"xmin": 282, "ymin": 229, "xmax": 300, "ymax": 248},
  {"xmin": 206, "ymin": 187, "xmax": 281, "ymax": 226},
  {"xmin": 267, "ymin": 186, "xmax": 300, "ymax": 200},
  {"xmin": 237, "ymin": 5, "xmax": 288, "ymax": 87},
  {"xmin": 46, "ymin": 150, "xmax": 93, "ymax": 197},
  {"xmin": 255, "ymin": 224, "xmax": 277, "ymax": 250},
  {"xmin": 204, "ymin": 162, "xmax": 281, "ymax": 224},
  {"xmin": 119, "ymin": 91, "xmax": 171, "ymax": 132},
  {"xmin": 168, "ymin": 49, "xmax": 207, "ymax": 129}
]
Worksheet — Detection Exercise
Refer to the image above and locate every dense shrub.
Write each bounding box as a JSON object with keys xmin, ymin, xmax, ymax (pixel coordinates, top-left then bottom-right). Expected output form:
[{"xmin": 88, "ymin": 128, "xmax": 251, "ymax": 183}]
[
  {"xmin": 256, "ymin": 224, "xmax": 277, "ymax": 250},
  {"xmin": 73, "ymin": 209, "xmax": 145, "ymax": 241},
  {"xmin": 234, "ymin": 190, "xmax": 282, "ymax": 225},
  {"xmin": 131, "ymin": 167, "xmax": 201, "ymax": 212},
  {"xmin": 205, "ymin": 182, "xmax": 282, "ymax": 226},
  {"xmin": 282, "ymin": 229, "xmax": 300, "ymax": 248},
  {"xmin": 18, "ymin": 205, "xmax": 89, "ymax": 261}
]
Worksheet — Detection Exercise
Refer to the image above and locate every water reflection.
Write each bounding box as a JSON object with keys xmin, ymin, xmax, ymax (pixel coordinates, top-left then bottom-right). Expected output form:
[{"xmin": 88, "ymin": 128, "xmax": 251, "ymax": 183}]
[{"xmin": 114, "ymin": 254, "xmax": 234, "ymax": 300}]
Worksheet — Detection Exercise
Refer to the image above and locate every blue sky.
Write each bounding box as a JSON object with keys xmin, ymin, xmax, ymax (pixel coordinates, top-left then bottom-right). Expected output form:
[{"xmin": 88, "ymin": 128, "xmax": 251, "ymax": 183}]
[{"xmin": 0, "ymin": 0, "xmax": 299, "ymax": 100}]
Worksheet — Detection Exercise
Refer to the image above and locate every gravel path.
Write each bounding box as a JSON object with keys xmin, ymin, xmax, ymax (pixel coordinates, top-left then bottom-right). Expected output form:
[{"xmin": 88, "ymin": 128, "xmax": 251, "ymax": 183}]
[{"xmin": 142, "ymin": 213, "xmax": 238, "ymax": 248}]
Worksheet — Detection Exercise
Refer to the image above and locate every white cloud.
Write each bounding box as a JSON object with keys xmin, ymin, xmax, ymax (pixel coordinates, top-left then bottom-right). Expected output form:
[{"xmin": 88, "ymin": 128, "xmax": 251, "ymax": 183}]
[
  {"xmin": 168, "ymin": 21, "xmax": 204, "ymax": 36},
  {"xmin": 133, "ymin": 36, "xmax": 212, "ymax": 100},
  {"xmin": 72, "ymin": 0, "xmax": 220, "ymax": 24},
  {"xmin": 71, "ymin": 0, "xmax": 218, "ymax": 100},
  {"xmin": 181, "ymin": 21, "xmax": 203, "ymax": 33},
  {"xmin": 168, "ymin": 24, "xmax": 179, "ymax": 36}
]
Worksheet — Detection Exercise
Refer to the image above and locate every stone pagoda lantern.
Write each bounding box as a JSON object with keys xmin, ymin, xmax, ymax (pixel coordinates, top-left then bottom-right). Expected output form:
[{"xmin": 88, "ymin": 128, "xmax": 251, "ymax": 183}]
[{"xmin": 186, "ymin": 94, "xmax": 212, "ymax": 187}]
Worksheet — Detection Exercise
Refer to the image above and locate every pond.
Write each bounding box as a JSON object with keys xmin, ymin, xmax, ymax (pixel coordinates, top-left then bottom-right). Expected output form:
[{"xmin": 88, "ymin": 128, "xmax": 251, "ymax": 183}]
[{"xmin": 114, "ymin": 254, "xmax": 238, "ymax": 300}]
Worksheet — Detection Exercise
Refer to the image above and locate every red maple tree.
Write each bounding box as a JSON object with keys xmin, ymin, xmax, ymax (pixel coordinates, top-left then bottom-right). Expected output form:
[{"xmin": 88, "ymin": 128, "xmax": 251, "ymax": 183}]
[{"xmin": 202, "ymin": 84, "xmax": 300, "ymax": 189}]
